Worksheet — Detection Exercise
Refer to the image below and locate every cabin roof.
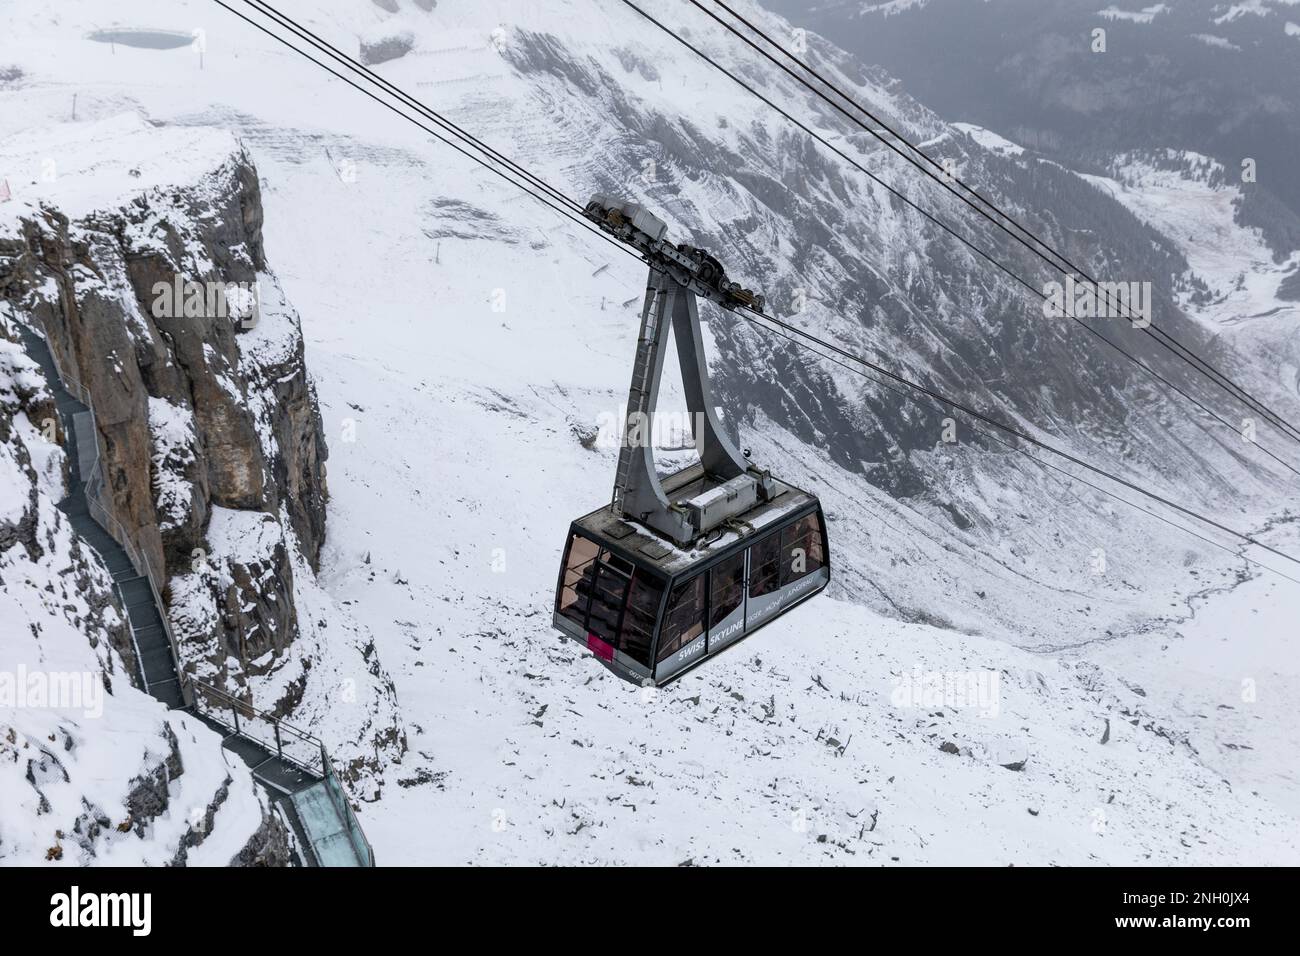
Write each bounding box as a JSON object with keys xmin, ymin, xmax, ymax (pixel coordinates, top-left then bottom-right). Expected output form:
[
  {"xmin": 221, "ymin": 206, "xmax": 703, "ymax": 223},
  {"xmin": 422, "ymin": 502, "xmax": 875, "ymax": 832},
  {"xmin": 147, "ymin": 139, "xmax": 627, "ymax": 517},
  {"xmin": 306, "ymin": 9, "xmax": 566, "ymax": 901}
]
[{"xmin": 573, "ymin": 465, "xmax": 820, "ymax": 576}]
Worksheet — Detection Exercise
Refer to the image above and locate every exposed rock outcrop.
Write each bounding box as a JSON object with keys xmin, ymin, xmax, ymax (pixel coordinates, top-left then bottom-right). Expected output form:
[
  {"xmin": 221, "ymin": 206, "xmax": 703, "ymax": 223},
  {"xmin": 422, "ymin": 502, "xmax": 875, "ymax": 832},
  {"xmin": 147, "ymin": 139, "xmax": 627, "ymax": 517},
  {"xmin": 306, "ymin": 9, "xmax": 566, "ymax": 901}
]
[{"xmin": 0, "ymin": 115, "xmax": 404, "ymax": 792}]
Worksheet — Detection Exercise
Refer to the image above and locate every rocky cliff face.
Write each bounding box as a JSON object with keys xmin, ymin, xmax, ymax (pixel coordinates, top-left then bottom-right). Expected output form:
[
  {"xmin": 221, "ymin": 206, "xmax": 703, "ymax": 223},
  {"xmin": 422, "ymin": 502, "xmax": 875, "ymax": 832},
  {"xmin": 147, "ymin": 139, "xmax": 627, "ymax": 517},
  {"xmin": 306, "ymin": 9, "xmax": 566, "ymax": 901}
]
[
  {"xmin": 0, "ymin": 303, "xmax": 291, "ymax": 865},
  {"xmin": 3, "ymin": 159, "xmax": 327, "ymax": 662},
  {"xmin": 0, "ymin": 116, "xmax": 404, "ymax": 792}
]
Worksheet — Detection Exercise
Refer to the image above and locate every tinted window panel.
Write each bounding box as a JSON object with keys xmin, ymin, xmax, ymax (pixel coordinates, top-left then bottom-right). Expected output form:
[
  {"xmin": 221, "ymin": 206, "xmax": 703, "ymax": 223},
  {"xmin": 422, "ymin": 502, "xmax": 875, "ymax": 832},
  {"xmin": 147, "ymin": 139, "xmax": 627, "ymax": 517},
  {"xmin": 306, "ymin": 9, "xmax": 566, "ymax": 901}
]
[
  {"xmin": 587, "ymin": 564, "xmax": 629, "ymax": 645},
  {"xmin": 657, "ymin": 576, "xmax": 705, "ymax": 662},
  {"xmin": 748, "ymin": 533, "xmax": 782, "ymax": 598},
  {"xmin": 619, "ymin": 573, "xmax": 664, "ymax": 668},
  {"xmin": 781, "ymin": 513, "xmax": 826, "ymax": 585},
  {"xmin": 709, "ymin": 551, "xmax": 745, "ymax": 629},
  {"xmin": 559, "ymin": 534, "xmax": 599, "ymax": 627},
  {"xmin": 604, "ymin": 551, "xmax": 635, "ymax": 576}
]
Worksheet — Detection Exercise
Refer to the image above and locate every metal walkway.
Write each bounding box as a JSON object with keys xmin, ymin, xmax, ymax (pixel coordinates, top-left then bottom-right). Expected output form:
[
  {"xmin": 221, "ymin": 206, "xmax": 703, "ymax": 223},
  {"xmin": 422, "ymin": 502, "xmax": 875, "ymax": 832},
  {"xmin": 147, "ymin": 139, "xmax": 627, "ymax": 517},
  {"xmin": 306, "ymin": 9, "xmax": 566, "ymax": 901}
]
[{"xmin": 20, "ymin": 325, "xmax": 373, "ymax": 867}]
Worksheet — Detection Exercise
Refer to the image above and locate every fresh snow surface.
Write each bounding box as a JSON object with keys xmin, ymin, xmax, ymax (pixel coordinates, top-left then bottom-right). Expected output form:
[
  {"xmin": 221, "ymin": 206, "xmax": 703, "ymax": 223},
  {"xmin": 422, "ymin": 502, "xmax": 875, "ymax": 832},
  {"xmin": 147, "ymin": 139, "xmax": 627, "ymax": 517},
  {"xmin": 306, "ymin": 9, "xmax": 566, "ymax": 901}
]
[
  {"xmin": 1191, "ymin": 32, "xmax": 1242, "ymax": 49},
  {"xmin": 859, "ymin": 0, "xmax": 934, "ymax": 17},
  {"xmin": 1213, "ymin": 1, "xmax": 1277, "ymax": 25},
  {"xmin": 0, "ymin": 112, "xmax": 240, "ymax": 232},
  {"xmin": 1, "ymin": 0, "xmax": 1297, "ymax": 865},
  {"xmin": 951, "ymin": 122, "xmax": 1025, "ymax": 157}
]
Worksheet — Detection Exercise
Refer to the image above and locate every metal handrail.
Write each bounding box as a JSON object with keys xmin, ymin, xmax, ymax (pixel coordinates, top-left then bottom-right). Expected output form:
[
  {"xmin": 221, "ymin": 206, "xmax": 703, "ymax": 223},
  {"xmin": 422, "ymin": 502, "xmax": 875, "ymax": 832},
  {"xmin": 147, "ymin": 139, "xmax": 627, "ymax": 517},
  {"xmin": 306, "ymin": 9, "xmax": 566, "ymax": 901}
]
[
  {"xmin": 185, "ymin": 677, "xmax": 325, "ymax": 747},
  {"xmin": 187, "ymin": 676, "xmax": 327, "ymax": 777},
  {"xmin": 189, "ymin": 676, "xmax": 374, "ymax": 866}
]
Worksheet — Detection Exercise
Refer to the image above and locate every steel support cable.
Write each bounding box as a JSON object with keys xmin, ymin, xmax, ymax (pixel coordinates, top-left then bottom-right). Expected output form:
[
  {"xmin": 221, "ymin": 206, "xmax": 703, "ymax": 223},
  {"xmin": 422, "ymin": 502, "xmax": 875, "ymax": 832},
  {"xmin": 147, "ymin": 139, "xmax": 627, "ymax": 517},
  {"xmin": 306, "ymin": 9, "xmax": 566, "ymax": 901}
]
[
  {"xmin": 237, "ymin": 0, "xmax": 1300, "ymax": 483},
  {"xmin": 700, "ymin": 0, "xmax": 1300, "ymax": 444},
  {"xmin": 240, "ymin": 0, "xmax": 584, "ymax": 215},
  {"xmin": 739, "ymin": 306, "xmax": 1300, "ymax": 568},
  {"xmin": 212, "ymin": 0, "xmax": 1300, "ymax": 569},
  {"xmin": 747, "ymin": 317, "xmax": 1300, "ymax": 587},
  {"xmin": 615, "ymin": 0, "xmax": 1300, "ymax": 476},
  {"xmin": 210, "ymin": 1, "xmax": 639, "ymax": 269}
]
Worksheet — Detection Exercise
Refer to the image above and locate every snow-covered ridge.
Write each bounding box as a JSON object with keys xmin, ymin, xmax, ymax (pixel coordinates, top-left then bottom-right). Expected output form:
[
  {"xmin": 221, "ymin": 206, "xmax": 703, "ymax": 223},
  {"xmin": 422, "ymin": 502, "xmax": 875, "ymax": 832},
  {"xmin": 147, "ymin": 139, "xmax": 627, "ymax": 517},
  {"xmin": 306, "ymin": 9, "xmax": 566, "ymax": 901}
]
[
  {"xmin": 859, "ymin": 0, "xmax": 933, "ymax": 17},
  {"xmin": 1213, "ymin": 1, "xmax": 1285, "ymax": 26},
  {"xmin": 1191, "ymin": 32, "xmax": 1242, "ymax": 48},
  {"xmin": 951, "ymin": 122, "xmax": 1025, "ymax": 157},
  {"xmin": 0, "ymin": 113, "xmax": 240, "ymax": 230}
]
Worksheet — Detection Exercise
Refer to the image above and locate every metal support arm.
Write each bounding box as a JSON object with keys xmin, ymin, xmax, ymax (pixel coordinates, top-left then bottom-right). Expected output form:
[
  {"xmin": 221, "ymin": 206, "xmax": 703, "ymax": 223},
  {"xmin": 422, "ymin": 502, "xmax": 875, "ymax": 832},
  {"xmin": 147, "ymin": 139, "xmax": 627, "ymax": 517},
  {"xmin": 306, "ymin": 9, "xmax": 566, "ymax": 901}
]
[{"xmin": 612, "ymin": 266, "xmax": 769, "ymax": 544}]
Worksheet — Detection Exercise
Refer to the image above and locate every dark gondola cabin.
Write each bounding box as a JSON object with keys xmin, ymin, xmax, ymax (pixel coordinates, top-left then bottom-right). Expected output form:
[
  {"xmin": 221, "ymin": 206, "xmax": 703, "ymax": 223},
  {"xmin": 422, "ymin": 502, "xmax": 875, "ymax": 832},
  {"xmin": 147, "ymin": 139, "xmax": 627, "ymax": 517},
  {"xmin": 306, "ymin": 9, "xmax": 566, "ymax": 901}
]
[
  {"xmin": 555, "ymin": 463, "xmax": 829, "ymax": 686},
  {"xmin": 553, "ymin": 196, "xmax": 830, "ymax": 684}
]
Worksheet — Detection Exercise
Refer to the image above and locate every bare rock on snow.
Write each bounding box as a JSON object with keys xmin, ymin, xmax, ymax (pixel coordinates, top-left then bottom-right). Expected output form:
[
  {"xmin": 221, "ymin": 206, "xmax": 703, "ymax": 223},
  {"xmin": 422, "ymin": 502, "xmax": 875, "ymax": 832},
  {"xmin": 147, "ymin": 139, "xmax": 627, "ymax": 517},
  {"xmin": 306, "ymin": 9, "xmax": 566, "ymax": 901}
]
[{"xmin": 360, "ymin": 32, "xmax": 415, "ymax": 66}]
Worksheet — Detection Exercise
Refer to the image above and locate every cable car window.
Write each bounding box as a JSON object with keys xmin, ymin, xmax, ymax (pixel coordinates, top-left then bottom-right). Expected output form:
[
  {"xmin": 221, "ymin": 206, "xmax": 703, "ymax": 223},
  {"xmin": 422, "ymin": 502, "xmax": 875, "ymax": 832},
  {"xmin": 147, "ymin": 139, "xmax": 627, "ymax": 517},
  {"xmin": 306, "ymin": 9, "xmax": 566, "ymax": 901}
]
[
  {"xmin": 657, "ymin": 575, "xmax": 705, "ymax": 662},
  {"xmin": 587, "ymin": 563, "xmax": 630, "ymax": 646},
  {"xmin": 604, "ymin": 551, "xmax": 635, "ymax": 576},
  {"xmin": 709, "ymin": 551, "xmax": 745, "ymax": 628},
  {"xmin": 781, "ymin": 513, "xmax": 826, "ymax": 585},
  {"xmin": 619, "ymin": 573, "xmax": 663, "ymax": 667},
  {"xmin": 559, "ymin": 534, "xmax": 600, "ymax": 627},
  {"xmin": 748, "ymin": 532, "xmax": 783, "ymax": 598}
]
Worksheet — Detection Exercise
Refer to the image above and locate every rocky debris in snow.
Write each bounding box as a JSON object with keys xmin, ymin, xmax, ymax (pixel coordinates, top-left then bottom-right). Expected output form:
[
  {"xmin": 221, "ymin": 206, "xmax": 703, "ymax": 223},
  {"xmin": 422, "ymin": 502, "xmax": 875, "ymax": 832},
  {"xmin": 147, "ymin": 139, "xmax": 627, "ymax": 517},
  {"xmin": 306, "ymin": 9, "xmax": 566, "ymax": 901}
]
[{"xmin": 360, "ymin": 32, "xmax": 415, "ymax": 66}]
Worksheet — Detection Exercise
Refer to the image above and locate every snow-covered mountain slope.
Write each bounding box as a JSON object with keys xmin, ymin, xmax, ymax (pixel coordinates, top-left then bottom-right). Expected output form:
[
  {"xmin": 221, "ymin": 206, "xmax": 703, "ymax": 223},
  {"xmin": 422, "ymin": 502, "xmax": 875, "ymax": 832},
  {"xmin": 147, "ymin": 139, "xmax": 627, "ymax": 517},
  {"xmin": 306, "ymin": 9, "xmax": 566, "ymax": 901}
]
[
  {"xmin": 4, "ymin": 0, "xmax": 1294, "ymax": 645},
  {"xmin": 361, "ymin": 556, "xmax": 1300, "ymax": 865},
  {"xmin": 770, "ymin": 0, "xmax": 1300, "ymax": 224},
  {"xmin": 1081, "ymin": 150, "xmax": 1299, "ymax": 319},
  {"xmin": 1077, "ymin": 149, "xmax": 1300, "ymax": 402},
  {"xmin": 1, "ymin": 0, "xmax": 1297, "ymax": 864}
]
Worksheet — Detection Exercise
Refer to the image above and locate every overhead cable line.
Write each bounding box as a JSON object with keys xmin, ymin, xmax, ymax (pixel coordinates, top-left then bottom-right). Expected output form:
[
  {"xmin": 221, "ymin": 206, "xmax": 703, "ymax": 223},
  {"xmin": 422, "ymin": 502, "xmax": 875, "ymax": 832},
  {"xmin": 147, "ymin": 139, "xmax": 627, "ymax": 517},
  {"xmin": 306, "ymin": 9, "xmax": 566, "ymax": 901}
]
[
  {"xmin": 212, "ymin": 0, "xmax": 1300, "ymax": 573},
  {"xmin": 615, "ymin": 0, "xmax": 1300, "ymax": 478},
  {"xmin": 747, "ymin": 318, "xmax": 1300, "ymax": 587},
  {"xmin": 739, "ymin": 308, "xmax": 1300, "ymax": 569},
  {"xmin": 698, "ymin": 0, "xmax": 1300, "ymax": 446},
  {"xmin": 243, "ymin": 0, "xmax": 584, "ymax": 215}
]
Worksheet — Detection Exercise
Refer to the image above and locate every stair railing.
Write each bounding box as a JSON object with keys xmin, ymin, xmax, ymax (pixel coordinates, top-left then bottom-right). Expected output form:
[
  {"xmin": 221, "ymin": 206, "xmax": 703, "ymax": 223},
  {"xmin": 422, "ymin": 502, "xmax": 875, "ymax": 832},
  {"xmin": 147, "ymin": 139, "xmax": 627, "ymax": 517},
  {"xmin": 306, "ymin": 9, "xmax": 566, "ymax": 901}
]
[{"xmin": 187, "ymin": 676, "xmax": 375, "ymax": 867}]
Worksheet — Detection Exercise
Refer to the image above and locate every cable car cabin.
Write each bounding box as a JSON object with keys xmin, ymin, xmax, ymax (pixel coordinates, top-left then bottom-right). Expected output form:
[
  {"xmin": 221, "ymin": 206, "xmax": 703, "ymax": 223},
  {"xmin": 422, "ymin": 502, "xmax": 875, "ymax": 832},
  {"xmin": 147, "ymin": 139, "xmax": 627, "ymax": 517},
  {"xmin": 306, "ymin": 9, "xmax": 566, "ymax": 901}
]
[
  {"xmin": 553, "ymin": 463, "xmax": 830, "ymax": 686},
  {"xmin": 557, "ymin": 195, "xmax": 830, "ymax": 684}
]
